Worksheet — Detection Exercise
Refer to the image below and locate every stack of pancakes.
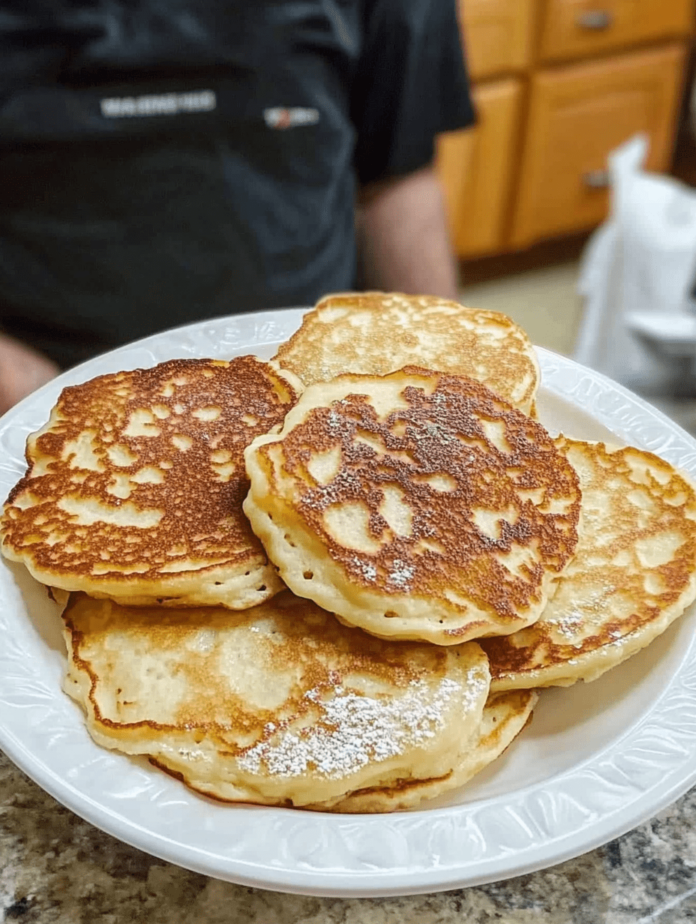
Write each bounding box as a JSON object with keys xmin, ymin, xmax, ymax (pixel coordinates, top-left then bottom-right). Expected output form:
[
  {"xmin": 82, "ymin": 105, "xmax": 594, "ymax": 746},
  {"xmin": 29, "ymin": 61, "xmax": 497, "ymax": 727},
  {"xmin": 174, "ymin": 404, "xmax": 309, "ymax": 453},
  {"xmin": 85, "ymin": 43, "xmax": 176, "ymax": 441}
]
[{"xmin": 3, "ymin": 292, "xmax": 696, "ymax": 813}]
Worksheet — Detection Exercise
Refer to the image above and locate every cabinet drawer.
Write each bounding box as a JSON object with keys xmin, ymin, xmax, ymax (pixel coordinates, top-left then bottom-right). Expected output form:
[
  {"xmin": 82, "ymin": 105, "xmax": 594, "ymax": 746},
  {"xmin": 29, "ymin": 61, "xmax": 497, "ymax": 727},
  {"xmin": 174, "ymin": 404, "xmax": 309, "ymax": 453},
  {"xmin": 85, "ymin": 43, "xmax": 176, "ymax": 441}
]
[
  {"xmin": 438, "ymin": 79, "xmax": 523, "ymax": 257},
  {"xmin": 461, "ymin": 0, "xmax": 536, "ymax": 79},
  {"xmin": 510, "ymin": 44, "xmax": 687, "ymax": 248},
  {"xmin": 539, "ymin": 0, "xmax": 694, "ymax": 64}
]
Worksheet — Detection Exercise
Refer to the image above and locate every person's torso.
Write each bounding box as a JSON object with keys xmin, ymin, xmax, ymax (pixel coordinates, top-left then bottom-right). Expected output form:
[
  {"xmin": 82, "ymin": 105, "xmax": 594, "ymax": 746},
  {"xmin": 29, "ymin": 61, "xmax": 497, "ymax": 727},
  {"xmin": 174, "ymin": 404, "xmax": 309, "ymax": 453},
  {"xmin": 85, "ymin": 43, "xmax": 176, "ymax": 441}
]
[{"xmin": 0, "ymin": 1, "xmax": 362, "ymax": 366}]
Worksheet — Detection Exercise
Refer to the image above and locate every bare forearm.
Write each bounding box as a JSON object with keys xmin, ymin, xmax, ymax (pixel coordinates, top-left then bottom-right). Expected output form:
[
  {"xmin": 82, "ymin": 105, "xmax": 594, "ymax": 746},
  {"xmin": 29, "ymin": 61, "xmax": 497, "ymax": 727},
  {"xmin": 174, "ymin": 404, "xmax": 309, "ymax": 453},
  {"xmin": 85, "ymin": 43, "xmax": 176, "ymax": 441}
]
[
  {"xmin": 0, "ymin": 333, "xmax": 59, "ymax": 415},
  {"xmin": 357, "ymin": 164, "xmax": 460, "ymax": 300}
]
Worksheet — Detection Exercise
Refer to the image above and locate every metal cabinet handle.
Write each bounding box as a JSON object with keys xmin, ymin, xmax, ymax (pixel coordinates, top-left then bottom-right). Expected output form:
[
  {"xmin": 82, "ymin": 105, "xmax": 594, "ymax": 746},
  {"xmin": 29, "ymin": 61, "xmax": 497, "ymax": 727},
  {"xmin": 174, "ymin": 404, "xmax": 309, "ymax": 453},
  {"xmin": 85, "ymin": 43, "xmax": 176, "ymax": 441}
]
[
  {"xmin": 583, "ymin": 169, "xmax": 611, "ymax": 188},
  {"xmin": 576, "ymin": 10, "xmax": 614, "ymax": 29}
]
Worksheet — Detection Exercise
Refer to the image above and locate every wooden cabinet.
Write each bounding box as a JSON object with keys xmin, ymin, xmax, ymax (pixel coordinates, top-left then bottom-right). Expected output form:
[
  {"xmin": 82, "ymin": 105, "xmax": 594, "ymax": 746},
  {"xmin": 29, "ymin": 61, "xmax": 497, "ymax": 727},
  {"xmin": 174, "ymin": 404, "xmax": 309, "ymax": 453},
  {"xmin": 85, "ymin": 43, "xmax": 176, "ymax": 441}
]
[
  {"xmin": 510, "ymin": 43, "xmax": 687, "ymax": 246},
  {"xmin": 539, "ymin": 0, "xmax": 694, "ymax": 63},
  {"xmin": 461, "ymin": 0, "xmax": 536, "ymax": 79},
  {"xmin": 437, "ymin": 0, "xmax": 695, "ymax": 257},
  {"xmin": 438, "ymin": 81, "xmax": 523, "ymax": 256}
]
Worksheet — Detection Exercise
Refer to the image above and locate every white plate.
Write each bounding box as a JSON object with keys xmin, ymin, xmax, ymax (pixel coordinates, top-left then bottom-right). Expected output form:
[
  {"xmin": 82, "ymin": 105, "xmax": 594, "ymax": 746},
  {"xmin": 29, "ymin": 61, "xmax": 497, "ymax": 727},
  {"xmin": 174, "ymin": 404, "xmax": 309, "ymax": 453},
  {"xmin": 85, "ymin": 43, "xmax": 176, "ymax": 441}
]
[{"xmin": 2, "ymin": 309, "xmax": 696, "ymax": 899}]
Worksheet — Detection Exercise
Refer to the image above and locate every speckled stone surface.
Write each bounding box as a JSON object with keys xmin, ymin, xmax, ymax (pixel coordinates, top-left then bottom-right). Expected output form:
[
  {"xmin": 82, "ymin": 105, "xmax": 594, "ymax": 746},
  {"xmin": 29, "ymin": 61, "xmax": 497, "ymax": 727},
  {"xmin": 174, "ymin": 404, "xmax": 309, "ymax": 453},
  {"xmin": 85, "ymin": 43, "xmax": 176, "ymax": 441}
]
[{"xmin": 2, "ymin": 750, "xmax": 695, "ymax": 924}]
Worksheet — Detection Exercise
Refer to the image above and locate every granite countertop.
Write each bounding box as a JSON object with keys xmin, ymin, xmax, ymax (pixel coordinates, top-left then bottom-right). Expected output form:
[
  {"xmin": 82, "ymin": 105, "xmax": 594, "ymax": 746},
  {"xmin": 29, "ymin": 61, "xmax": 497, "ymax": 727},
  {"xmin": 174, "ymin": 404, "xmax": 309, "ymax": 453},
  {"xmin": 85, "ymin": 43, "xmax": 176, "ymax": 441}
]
[{"xmin": 2, "ymin": 752, "xmax": 695, "ymax": 924}]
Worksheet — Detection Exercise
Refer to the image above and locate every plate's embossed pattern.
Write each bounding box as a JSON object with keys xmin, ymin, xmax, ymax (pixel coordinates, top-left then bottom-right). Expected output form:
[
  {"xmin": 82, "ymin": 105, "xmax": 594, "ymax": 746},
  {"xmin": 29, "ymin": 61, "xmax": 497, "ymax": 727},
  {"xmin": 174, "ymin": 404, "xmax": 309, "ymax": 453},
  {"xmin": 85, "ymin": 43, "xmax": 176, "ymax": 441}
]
[{"xmin": 1, "ymin": 318, "xmax": 695, "ymax": 897}]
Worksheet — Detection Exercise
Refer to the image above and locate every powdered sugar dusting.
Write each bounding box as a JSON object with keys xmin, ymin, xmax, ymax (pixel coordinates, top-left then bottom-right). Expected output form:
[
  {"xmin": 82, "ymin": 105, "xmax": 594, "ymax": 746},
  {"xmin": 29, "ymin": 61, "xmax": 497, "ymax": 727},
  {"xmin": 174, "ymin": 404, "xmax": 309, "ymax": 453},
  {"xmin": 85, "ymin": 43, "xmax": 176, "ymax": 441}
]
[
  {"xmin": 548, "ymin": 611, "xmax": 584, "ymax": 639},
  {"xmin": 388, "ymin": 558, "xmax": 415, "ymax": 590},
  {"xmin": 237, "ymin": 674, "xmax": 481, "ymax": 780},
  {"xmin": 326, "ymin": 409, "xmax": 346, "ymax": 437},
  {"xmin": 353, "ymin": 556, "xmax": 377, "ymax": 582}
]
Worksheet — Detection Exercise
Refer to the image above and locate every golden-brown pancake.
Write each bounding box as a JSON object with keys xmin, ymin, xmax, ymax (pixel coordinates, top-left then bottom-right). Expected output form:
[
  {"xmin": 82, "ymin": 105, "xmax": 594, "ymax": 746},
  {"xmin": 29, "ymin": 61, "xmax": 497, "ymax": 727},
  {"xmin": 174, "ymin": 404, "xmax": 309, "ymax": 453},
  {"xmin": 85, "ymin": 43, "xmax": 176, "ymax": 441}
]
[
  {"xmin": 311, "ymin": 690, "xmax": 539, "ymax": 813},
  {"xmin": 62, "ymin": 592, "xmax": 491, "ymax": 810},
  {"xmin": 1, "ymin": 357, "xmax": 300, "ymax": 608},
  {"xmin": 272, "ymin": 291, "xmax": 540, "ymax": 414},
  {"xmin": 244, "ymin": 367, "xmax": 581, "ymax": 644},
  {"xmin": 484, "ymin": 438, "xmax": 696, "ymax": 689}
]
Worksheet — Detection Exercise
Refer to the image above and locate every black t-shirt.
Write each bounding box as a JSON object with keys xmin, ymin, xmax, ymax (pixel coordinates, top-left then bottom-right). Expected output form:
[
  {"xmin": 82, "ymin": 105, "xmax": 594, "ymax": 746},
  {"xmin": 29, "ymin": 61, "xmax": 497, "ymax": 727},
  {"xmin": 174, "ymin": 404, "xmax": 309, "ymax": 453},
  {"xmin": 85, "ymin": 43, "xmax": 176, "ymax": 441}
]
[{"xmin": 0, "ymin": 1, "xmax": 474, "ymax": 368}]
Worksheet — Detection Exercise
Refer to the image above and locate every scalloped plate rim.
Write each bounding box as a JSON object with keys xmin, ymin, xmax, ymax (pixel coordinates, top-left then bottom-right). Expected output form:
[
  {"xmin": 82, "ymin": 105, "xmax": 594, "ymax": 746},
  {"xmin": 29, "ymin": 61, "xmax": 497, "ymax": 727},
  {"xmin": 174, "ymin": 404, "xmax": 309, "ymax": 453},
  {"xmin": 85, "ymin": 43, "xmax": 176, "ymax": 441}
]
[{"xmin": 1, "ymin": 310, "xmax": 695, "ymax": 898}]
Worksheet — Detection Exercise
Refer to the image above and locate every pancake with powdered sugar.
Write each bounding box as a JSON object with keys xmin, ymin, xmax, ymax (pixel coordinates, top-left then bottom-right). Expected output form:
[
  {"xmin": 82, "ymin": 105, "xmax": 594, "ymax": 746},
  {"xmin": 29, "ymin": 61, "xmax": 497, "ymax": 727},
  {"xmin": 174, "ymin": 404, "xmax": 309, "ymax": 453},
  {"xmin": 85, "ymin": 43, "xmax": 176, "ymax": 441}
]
[
  {"xmin": 243, "ymin": 367, "xmax": 581, "ymax": 645},
  {"xmin": 312, "ymin": 689, "xmax": 538, "ymax": 813},
  {"xmin": 61, "ymin": 591, "xmax": 491, "ymax": 810}
]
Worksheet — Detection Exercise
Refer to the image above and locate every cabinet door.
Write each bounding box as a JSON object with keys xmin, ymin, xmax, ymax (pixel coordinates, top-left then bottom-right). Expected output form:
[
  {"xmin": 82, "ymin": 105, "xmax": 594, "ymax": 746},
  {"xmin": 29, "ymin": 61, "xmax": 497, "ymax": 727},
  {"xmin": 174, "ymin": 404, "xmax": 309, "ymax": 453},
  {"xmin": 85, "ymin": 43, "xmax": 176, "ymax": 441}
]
[
  {"xmin": 461, "ymin": 0, "xmax": 536, "ymax": 80},
  {"xmin": 510, "ymin": 43, "xmax": 687, "ymax": 248},
  {"xmin": 539, "ymin": 0, "xmax": 694, "ymax": 64},
  {"xmin": 437, "ymin": 79, "xmax": 523, "ymax": 257}
]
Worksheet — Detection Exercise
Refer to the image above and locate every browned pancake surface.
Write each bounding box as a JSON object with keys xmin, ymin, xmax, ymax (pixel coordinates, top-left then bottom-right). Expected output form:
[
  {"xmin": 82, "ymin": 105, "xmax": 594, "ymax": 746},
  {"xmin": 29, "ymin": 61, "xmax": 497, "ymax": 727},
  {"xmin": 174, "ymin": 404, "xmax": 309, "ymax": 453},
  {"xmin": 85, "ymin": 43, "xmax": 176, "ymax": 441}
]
[
  {"xmin": 245, "ymin": 368, "xmax": 581, "ymax": 642},
  {"xmin": 273, "ymin": 292, "xmax": 539, "ymax": 413},
  {"xmin": 1, "ymin": 357, "xmax": 298, "ymax": 602},
  {"xmin": 484, "ymin": 438, "xmax": 696, "ymax": 688}
]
